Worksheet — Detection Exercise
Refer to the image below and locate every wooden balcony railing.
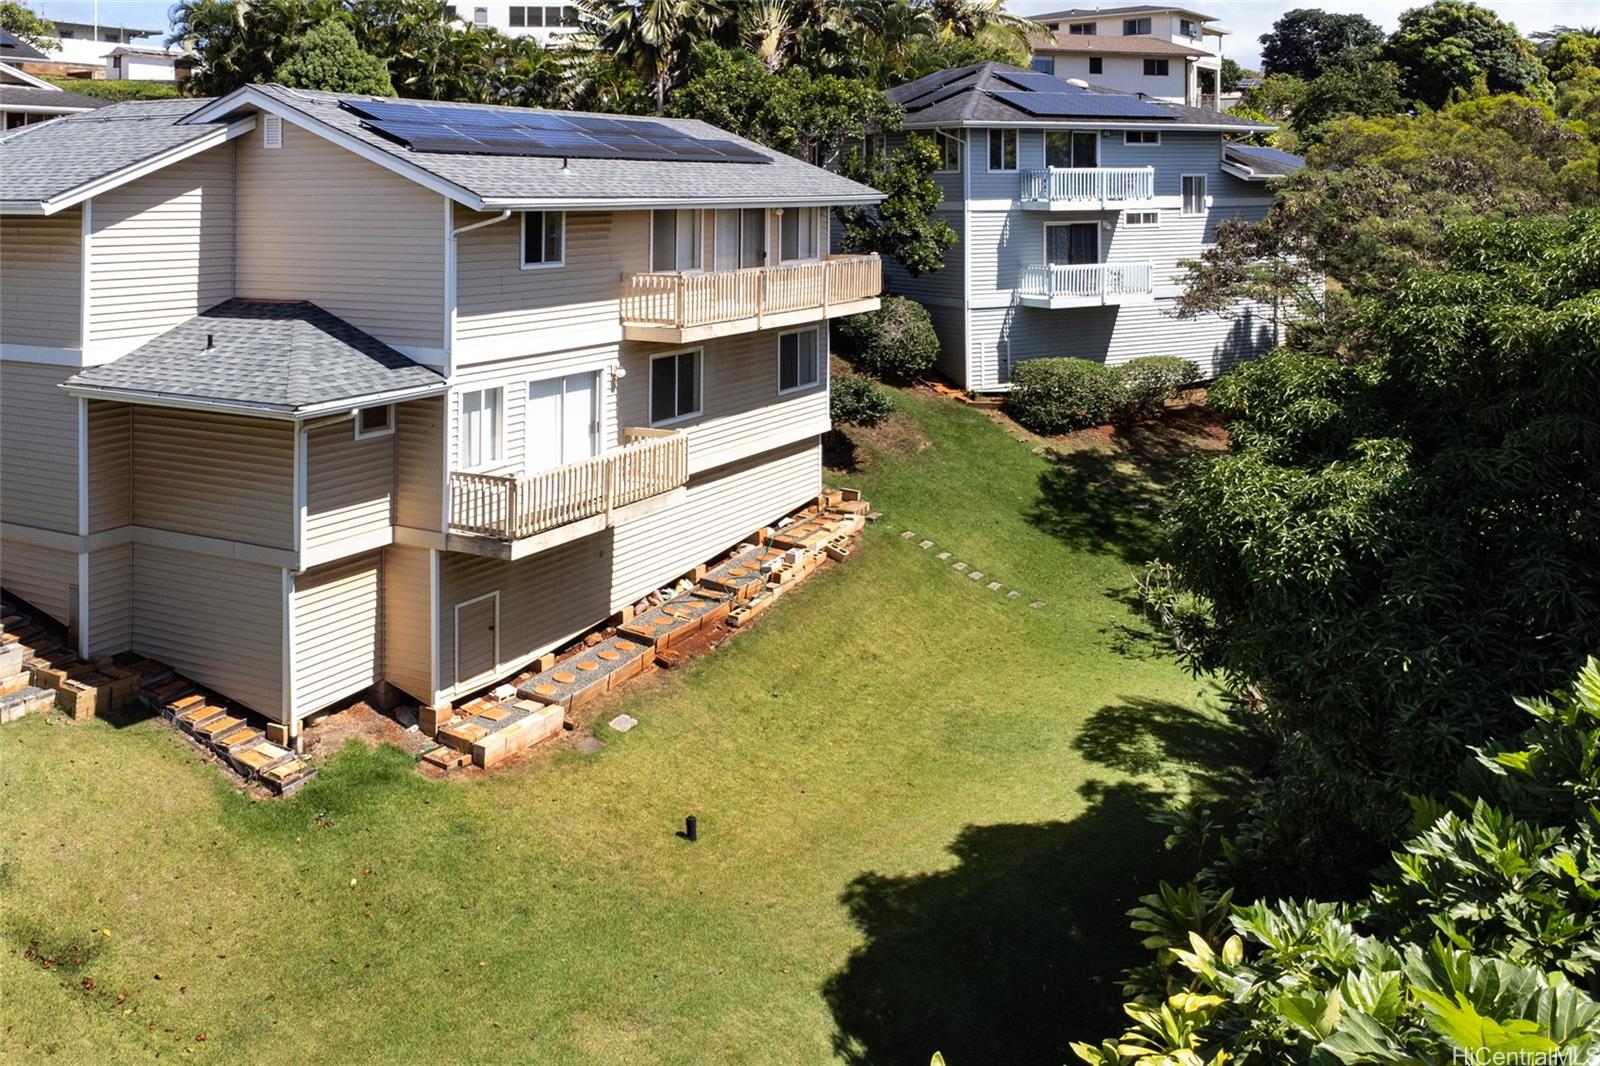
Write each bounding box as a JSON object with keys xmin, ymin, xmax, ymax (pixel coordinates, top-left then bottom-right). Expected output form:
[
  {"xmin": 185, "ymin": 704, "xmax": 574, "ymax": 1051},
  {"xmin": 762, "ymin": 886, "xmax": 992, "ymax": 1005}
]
[
  {"xmin": 1017, "ymin": 261, "xmax": 1155, "ymax": 302},
  {"xmin": 619, "ymin": 254, "xmax": 881, "ymax": 331},
  {"xmin": 449, "ymin": 429, "xmax": 688, "ymax": 541},
  {"xmin": 1020, "ymin": 167, "xmax": 1155, "ymax": 204}
]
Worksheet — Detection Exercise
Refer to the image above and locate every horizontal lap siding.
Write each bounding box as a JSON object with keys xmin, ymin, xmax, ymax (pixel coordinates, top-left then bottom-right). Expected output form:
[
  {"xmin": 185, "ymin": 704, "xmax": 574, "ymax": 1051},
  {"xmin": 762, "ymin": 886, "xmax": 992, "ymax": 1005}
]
[
  {"xmin": 292, "ymin": 551, "xmax": 381, "ymax": 716},
  {"xmin": 925, "ymin": 303, "xmax": 968, "ymax": 386},
  {"xmin": 87, "ymin": 543, "xmax": 132, "ymax": 655},
  {"xmin": 0, "ymin": 540, "xmax": 75, "ymax": 624},
  {"xmin": 448, "ymin": 346, "xmax": 620, "ymax": 472},
  {"xmin": 304, "ymin": 421, "xmax": 394, "ymax": 552},
  {"xmin": 130, "ymin": 408, "xmax": 293, "ymax": 549},
  {"xmin": 1, "ymin": 362, "xmax": 78, "ymax": 533},
  {"xmin": 395, "ymin": 397, "xmax": 444, "ymax": 532},
  {"xmin": 454, "ymin": 209, "xmax": 638, "ymax": 360},
  {"xmin": 87, "ymin": 399, "xmax": 131, "ymax": 533},
  {"xmin": 882, "ymin": 210, "xmax": 964, "ymax": 304},
  {"xmin": 381, "ymin": 544, "xmax": 433, "ymax": 702},
  {"xmin": 618, "ymin": 328, "xmax": 830, "ymax": 475},
  {"xmin": 236, "ymin": 120, "xmax": 444, "ymax": 353},
  {"xmin": 131, "ymin": 544, "xmax": 282, "ymax": 716},
  {"xmin": 438, "ymin": 533, "xmax": 611, "ymax": 696},
  {"xmin": 0, "ymin": 207, "xmax": 80, "ymax": 347},
  {"xmin": 609, "ymin": 436, "xmax": 821, "ymax": 610},
  {"xmin": 88, "ymin": 144, "xmax": 235, "ymax": 351}
]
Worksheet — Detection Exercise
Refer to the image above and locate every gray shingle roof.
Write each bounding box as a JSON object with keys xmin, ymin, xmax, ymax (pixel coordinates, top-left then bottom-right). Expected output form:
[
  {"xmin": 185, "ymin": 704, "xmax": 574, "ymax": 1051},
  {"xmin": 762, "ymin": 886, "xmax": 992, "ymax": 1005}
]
[
  {"xmin": 0, "ymin": 97, "xmax": 223, "ymax": 205},
  {"xmin": 1223, "ymin": 143, "xmax": 1305, "ymax": 177},
  {"xmin": 66, "ymin": 299, "xmax": 446, "ymax": 415},
  {"xmin": 0, "ymin": 84, "xmax": 107, "ymax": 110},
  {"xmin": 889, "ymin": 62, "xmax": 1272, "ymax": 131},
  {"xmin": 221, "ymin": 84, "xmax": 882, "ymax": 207}
]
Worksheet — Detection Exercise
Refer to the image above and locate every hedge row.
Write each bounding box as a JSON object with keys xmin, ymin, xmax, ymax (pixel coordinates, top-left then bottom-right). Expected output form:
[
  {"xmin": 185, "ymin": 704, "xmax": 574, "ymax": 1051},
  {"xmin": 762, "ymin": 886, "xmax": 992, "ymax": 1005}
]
[{"xmin": 1004, "ymin": 356, "xmax": 1200, "ymax": 434}]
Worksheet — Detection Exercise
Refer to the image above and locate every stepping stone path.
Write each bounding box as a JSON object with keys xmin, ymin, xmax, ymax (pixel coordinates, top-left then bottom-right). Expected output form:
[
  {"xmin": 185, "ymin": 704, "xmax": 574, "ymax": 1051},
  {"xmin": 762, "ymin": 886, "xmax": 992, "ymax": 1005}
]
[
  {"xmin": 1007, "ymin": 591, "xmax": 1021, "ymax": 600},
  {"xmin": 937, "ymin": 551, "xmax": 951, "ymax": 560},
  {"xmin": 880, "ymin": 514, "xmax": 1047, "ymax": 612},
  {"xmin": 609, "ymin": 714, "xmax": 638, "ymax": 733},
  {"xmin": 987, "ymin": 582, "xmax": 1002, "ymax": 591},
  {"xmin": 1030, "ymin": 601, "xmax": 1045, "ymax": 609},
  {"xmin": 900, "ymin": 530, "xmax": 915, "ymax": 539},
  {"xmin": 953, "ymin": 562, "xmax": 968, "ymax": 572},
  {"xmin": 919, "ymin": 540, "xmax": 933, "ymax": 549},
  {"xmin": 969, "ymin": 571, "xmax": 983, "ymax": 581}
]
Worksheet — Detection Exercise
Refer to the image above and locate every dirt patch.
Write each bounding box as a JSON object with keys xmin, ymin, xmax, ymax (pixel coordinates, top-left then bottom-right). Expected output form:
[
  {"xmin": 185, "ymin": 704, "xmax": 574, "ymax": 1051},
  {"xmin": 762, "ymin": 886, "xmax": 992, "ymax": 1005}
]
[
  {"xmin": 302, "ymin": 701, "xmax": 431, "ymax": 759},
  {"xmin": 825, "ymin": 413, "xmax": 931, "ymax": 474},
  {"xmin": 983, "ymin": 388, "xmax": 1227, "ymax": 480}
]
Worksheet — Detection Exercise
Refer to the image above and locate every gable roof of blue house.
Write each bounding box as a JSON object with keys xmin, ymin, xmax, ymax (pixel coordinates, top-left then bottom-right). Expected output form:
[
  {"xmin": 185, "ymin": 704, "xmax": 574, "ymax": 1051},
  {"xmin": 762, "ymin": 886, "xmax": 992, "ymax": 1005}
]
[{"xmin": 889, "ymin": 62, "xmax": 1272, "ymax": 133}]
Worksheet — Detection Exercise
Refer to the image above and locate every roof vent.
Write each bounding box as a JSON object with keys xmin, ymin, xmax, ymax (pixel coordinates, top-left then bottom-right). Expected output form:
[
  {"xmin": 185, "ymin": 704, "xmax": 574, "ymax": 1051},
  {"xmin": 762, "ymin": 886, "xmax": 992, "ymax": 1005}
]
[
  {"xmin": 263, "ymin": 114, "xmax": 282, "ymax": 149},
  {"xmin": 205, "ymin": 333, "xmax": 215, "ymax": 350},
  {"xmin": 1066, "ymin": 78, "xmax": 1090, "ymax": 88}
]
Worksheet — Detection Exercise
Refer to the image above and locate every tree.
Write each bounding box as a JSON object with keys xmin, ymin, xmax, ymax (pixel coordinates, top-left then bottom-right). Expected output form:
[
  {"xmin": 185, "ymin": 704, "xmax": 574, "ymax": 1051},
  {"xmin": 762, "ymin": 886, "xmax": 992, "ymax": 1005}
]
[
  {"xmin": 1292, "ymin": 59, "xmax": 1404, "ymax": 134},
  {"xmin": 1258, "ymin": 7, "xmax": 1383, "ymax": 78},
  {"xmin": 837, "ymin": 135, "xmax": 958, "ymax": 275},
  {"xmin": 575, "ymin": 0, "xmax": 736, "ymax": 113},
  {"xmin": 1148, "ymin": 212, "xmax": 1600, "ymax": 884},
  {"xmin": 1383, "ymin": 0, "xmax": 1549, "ymax": 108},
  {"xmin": 1219, "ymin": 58, "xmax": 1247, "ymax": 93},
  {"xmin": 0, "ymin": 1, "xmax": 57, "ymax": 51},
  {"xmin": 276, "ymin": 19, "xmax": 394, "ymax": 95}
]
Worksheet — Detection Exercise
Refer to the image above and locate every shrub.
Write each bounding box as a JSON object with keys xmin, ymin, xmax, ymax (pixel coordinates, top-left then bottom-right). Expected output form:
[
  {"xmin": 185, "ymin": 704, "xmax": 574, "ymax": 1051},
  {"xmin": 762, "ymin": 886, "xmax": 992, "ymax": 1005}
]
[
  {"xmin": 1119, "ymin": 355, "xmax": 1201, "ymax": 418},
  {"xmin": 830, "ymin": 374, "xmax": 893, "ymax": 427},
  {"xmin": 45, "ymin": 77, "xmax": 180, "ymax": 102},
  {"xmin": 836, "ymin": 295, "xmax": 940, "ymax": 383},
  {"xmin": 1004, "ymin": 358, "xmax": 1124, "ymax": 433}
]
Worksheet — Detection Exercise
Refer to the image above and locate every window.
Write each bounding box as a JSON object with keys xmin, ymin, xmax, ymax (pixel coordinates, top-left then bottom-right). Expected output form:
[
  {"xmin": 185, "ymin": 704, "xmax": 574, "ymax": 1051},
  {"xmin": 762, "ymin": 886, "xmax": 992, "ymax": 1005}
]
[
  {"xmin": 778, "ymin": 329, "xmax": 821, "ymax": 393},
  {"xmin": 714, "ymin": 207, "xmax": 766, "ymax": 270},
  {"xmin": 1045, "ymin": 130, "xmax": 1096, "ymax": 168},
  {"xmin": 863, "ymin": 131, "xmax": 888, "ymax": 164},
  {"xmin": 355, "ymin": 404, "xmax": 394, "ymax": 439},
  {"xmin": 1030, "ymin": 56, "xmax": 1056, "ymax": 75},
  {"xmin": 935, "ymin": 129, "xmax": 962, "ymax": 172},
  {"xmin": 1124, "ymin": 210, "xmax": 1160, "ymax": 227},
  {"xmin": 521, "ymin": 210, "xmax": 564, "ymax": 268},
  {"xmin": 473, "ymin": 7, "xmax": 488, "ymax": 26},
  {"xmin": 509, "ymin": 5, "xmax": 528, "ymax": 26},
  {"xmin": 1045, "ymin": 222, "xmax": 1100, "ymax": 266},
  {"xmin": 1089, "ymin": 56, "xmax": 1103, "ymax": 75},
  {"xmin": 460, "ymin": 388, "xmax": 503, "ymax": 468},
  {"xmin": 1124, "ymin": 129, "xmax": 1160, "ymax": 145},
  {"xmin": 650, "ymin": 350, "xmax": 702, "ymax": 425},
  {"xmin": 1182, "ymin": 174, "xmax": 1206, "ymax": 215},
  {"xmin": 987, "ymin": 128, "xmax": 1017, "ymax": 172},
  {"xmin": 1180, "ymin": 18, "xmax": 1200, "ymax": 36},
  {"xmin": 651, "ymin": 209, "xmax": 703, "ymax": 272},
  {"xmin": 1068, "ymin": 21, "xmax": 1095, "ymax": 34},
  {"xmin": 780, "ymin": 206, "xmax": 819, "ymax": 262},
  {"xmin": 1123, "ymin": 17, "xmax": 1151, "ymax": 34},
  {"xmin": 1144, "ymin": 59, "xmax": 1170, "ymax": 77}
]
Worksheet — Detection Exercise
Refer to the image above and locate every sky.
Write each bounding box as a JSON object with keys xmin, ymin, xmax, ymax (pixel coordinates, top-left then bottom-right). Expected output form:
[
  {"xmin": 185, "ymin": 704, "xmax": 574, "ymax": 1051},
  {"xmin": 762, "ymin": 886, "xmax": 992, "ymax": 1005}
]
[{"xmin": 21, "ymin": 0, "xmax": 1600, "ymax": 69}]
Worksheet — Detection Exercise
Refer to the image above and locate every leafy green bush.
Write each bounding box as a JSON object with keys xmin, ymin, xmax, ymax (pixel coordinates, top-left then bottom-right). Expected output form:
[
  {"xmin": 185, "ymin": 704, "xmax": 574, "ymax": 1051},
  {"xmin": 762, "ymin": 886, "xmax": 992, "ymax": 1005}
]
[
  {"xmin": 1004, "ymin": 358, "xmax": 1123, "ymax": 433},
  {"xmin": 44, "ymin": 77, "xmax": 181, "ymax": 101},
  {"xmin": 830, "ymin": 374, "xmax": 893, "ymax": 428},
  {"xmin": 836, "ymin": 296, "xmax": 940, "ymax": 383},
  {"xmin": 277, "ymin": 20, "xmax": 394, "ymax": 96},
  {"xmin": 1119, "ymin": 356, "xmax": 1201, "ymax": 418}
]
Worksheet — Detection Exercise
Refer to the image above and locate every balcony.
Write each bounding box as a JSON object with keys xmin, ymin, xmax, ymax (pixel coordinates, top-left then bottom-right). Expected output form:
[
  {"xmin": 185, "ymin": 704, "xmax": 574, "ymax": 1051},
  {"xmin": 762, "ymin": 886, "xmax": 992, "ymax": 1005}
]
[
  {"xmin": 447, "ymin": 428, "xmax": 688, "ymax": 558},
  {"xmin": 619, "ymin": 254, "xmax": 882, "ymax": 343},
  {"xmin": 1019, "ymin": 167, "xmax": 1155, "ymax": 210},
  {"xmin": 1017, "ymin": 261, "xmax": 1155, "ymax": 309}
]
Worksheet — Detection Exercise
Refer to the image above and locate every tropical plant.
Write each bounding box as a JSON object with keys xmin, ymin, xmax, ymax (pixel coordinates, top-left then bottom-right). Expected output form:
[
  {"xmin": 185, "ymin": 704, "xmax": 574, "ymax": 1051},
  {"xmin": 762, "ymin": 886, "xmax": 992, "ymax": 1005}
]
[
  {"xmin": 837, "ymin": 134, "xmax": 959, "ymax": 276},
  {"xmin": 836, "ymin": 296, "xmax": 940, "ymax": 383},
  {"xmin": 573, "ymin": 0, "xmax": 735, "ymax": 112},
  {"xmin": 276, "ymin": 19, "xmax": 394, "ymax": 95},
  {"xmin": 1382, "ymin": 0, "xmax": 1550, "ymax": 107}
]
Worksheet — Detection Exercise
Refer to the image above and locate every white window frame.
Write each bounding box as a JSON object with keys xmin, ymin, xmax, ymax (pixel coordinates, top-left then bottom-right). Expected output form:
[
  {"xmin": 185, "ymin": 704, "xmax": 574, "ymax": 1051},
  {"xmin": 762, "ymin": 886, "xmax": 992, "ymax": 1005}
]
[
  {"xmin": 986, "ymin": 128, "xmax": 1018, "ymax": 173},
  {"xmin": 520, "ymin": 210, "xmax": 565, "ymax": 270},
  {"xmin": 778, "ymin": 206, "xmax": 821, "ymax": 264},
  {"xmin": 1043, "ymin": 221, "xmax": 1101, "ymax": 267},
  {"xmin": 777, "ymin": 327, "xmax": 824, "ymax": 396},
  {"xmin": 1068, "ymin": 21, "xmax": 1095, "ymax": 34},
  {"xmin": 1124, "ymin": 210, "xmax": 1160, "ymax": 227},
  {"xmin": 934, "ymin": 129, "xmax": 963, "ymax": 173},
  {"xmin": 473, "ymin": 6, "xmax": 488, "ymax": 26},
  {"xmin": 354, "ymin": 404, "xmax": 394, "ymax": 440},
  {"xmin": 459, "ymin": 386, "xmax": 505, "ymax": 471},
  {"xmin": 1123, "ymin": 17, "xmax": 1151, "ymax": 34},
  {"xmin": 1045, "ymin": 129, "xmax": 1098, "ymax": 169},
  {"xmin": 1125, "ymin": 130, "xmax": 1161, "ymax": 145},
  {"xmin": 650, "ymin": 208, "xmax": 705, "ymax": 273},
  {"xmin": 1180, "ymin": 18, "xmax": 1201, "ymax": 37},
  {"xmin": 648, "ymin": 348, "xmax": 704, "ymax": 427},
  {"xmin": 1143, "ymin": 59, "xmax": 1170, "ymax": 77},
  {"xmin": 1181, "ymin": 173, "xmax": 1207, "ymax": 216}
]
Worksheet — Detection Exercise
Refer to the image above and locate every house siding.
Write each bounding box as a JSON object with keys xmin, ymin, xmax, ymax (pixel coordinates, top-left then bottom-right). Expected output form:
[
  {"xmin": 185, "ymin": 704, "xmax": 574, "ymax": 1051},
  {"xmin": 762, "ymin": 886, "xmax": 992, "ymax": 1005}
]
[
  {"xmin": 0, "ymin": 206, "xmax": 81, "ymax": 348},
  {"xmin": 87, "ymin": 143, "xmax": 236, "ymax": 353},
  {"xmin": 447, "ymin": 345, "xmax": 620, "ymax": 473},
  {"xmin": 304, "ymin": 419, "xmax": 395, "ymax": 554},
  {"xmin": 0, "ymin": 541, "xmax": 76, "ymax": 625},
  {"xmin": 609, "ymin": 436, "xmax": 821, "ymax": 611},
  {"xmin": 1, "ymin": 361, "xmax": 79, "ymax": 534},
  {"xmin": 395, "ymin": 396, "xmax": 445, "ymax": 533},
  {"xmin": 381, "ymin": 544, "xmax": 433, "ymax": 703},
  {"xmin": 131, "ymin": 544, "xmax": 283, "ymax": 717},
  {"xmin": 86, "ymin": 399, "xmax": 132, "ymax": 533},
  {"xmin": 129, "ymin": 407, "xmax": 294, "ymax": 550},
  {"xmin": 235, "ymin": 119, "xmax": 445, "ymax": 355},
  {"xmin": 87, "ymin": 542, "xmax": 133, "ymax": 655},
  {"xmin": 292, "ymin": 550, "xmax": 381, "ymax": 716}
]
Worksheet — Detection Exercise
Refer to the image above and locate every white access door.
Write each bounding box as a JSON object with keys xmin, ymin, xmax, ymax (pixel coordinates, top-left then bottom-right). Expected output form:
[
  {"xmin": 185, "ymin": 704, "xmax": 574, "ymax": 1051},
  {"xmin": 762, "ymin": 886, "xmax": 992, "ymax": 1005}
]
[{"xmin": 526, "ymin": 372, "xmax": 599, "ymax": 474}]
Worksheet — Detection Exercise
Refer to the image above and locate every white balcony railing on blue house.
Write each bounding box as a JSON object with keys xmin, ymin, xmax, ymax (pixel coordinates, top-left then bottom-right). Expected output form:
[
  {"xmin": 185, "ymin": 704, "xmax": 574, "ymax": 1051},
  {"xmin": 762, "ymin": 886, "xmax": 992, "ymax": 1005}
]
[
  {"xmin": 1016, "ymin": 261, "xmax": 1155, "ymax": 306},
  {"xmin": 1019, "ymin": 167, "xmax": 1155, "ymax": 207}
]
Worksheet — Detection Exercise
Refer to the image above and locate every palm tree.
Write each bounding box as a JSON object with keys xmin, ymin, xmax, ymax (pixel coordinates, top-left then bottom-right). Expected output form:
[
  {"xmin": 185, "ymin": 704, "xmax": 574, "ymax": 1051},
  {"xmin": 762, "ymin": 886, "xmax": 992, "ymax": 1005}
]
[
  {"xmin": 574, "ymin": 0, "xmax": 736, "ymax": 113},
  {"xmin": 926, "ymin": 0, "xmax": 1037, "ymax": 51},
  {"xmin": 741, "ymin": 0, "xmax": 794, "ymax": 72}
]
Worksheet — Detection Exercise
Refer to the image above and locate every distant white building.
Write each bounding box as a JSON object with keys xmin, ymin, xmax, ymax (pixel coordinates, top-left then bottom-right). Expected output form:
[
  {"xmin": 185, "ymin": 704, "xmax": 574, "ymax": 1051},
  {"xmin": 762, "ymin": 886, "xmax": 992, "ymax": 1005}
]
[
  {"xmin": 1028, "ymin": 5, "xmax": 1229, "ymax": 109},
  {"xmin": 104, "ymin": 44, "xmax": 193, "ymax": 82},
  {"xmin": 1, "ymin": 17, "xmax": 191, "ymax": 81},
  {"xmin": 448, "ymin": 3, "xmax": 580, "ymax": 46}
]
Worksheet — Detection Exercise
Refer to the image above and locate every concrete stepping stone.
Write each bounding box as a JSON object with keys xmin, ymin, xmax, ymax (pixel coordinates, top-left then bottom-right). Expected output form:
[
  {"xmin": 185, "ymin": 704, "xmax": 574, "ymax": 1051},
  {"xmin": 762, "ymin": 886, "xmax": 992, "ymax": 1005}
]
[
  {"xmin": 1030, "ymin": 601, "xmax": 1045, "ymax": 609},
  {"xmin": 609, "ymin": 714, "xmax": 638, "ymax": 733},
  {"xmin": 937, "ymin": 551, "xmax": 951, "ymax": 560},
  {"xmin": 953, "ymin": 562, "xmax": 968, "ymax": 572},
  {"xmin": 1007, "ymin": 591, "xmax": 1021, "ymax": 600},
  {"xmin": 987, "ymin": 582, "xmax": 1002, "ymax": 591},
  {"xmin": 919, "ymin": 540, "xmax": 933, "ymax": 549},
  {"xmin": 576, "ymin": 737, "xmax": 606, "ymax": 754},
  {"xmin": 900, "ymin": 530, "xmax": 915, "ymax": 539},
  {"xmin": 969, "ymin": 571, "xmax": 983, "ymax": 581}
]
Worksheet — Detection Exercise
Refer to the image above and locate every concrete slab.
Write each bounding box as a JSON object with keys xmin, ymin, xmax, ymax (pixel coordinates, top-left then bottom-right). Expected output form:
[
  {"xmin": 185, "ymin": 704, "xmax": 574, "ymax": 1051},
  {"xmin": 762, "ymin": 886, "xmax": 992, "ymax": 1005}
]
[
  {"xmin": 575, "ymin": 736, "xmax": 606, "ymax": 754},
  {"xmin": 609, "ymin": 714, "xmax": 638, "ymax": 733}
]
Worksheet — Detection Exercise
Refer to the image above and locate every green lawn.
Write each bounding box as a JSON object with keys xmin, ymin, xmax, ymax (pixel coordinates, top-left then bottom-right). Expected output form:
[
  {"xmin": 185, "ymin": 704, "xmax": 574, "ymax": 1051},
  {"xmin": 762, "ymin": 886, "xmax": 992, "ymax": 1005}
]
[{"xmin": 0, "ymin": 389, "xmax": 1251, "ymax": 1065}]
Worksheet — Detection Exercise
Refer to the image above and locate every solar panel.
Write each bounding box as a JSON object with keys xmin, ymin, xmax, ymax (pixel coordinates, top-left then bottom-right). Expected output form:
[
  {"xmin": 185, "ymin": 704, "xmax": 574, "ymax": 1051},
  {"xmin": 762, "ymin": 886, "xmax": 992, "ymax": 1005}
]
[
  {"xmin": 987, "ymin": 90, "xmax": 1173, "ymax": 120},
  {"xmin": 991, "ymin": 70, "xmax": 1083, "ymax": 94},
  {"xmin": 340, "ymin": 99, "xmax": 769, "ymax": 163},
  {"xmin": 1228, "ymin": 144, "xmax": 1304, "ymax": 166}
]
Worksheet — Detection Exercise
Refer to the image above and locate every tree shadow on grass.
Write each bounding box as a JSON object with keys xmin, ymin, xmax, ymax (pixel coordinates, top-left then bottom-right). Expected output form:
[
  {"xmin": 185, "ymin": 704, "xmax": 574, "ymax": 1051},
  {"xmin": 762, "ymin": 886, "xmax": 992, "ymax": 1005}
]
[
  {"xmin": 1072, "ymin": 698, "xmax": 1262, "ymax": 784},
  {"xmin": 823, "ymin": 782, "xmax": 1188, "ymax": 1066},
  {"xmin": 1029, "ymin": 449, "xmax": 1168, "ymax": 565},
  {"xmin": 824, "ymin": 428, "xmax": 861, "ymax": 474}
]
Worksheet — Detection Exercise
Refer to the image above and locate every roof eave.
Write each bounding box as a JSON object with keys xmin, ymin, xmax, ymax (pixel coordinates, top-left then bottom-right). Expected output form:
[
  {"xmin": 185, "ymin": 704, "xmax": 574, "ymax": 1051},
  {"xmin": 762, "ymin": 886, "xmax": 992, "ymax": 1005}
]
[
  {"xmin": 478, "ymin": 193, "xmax": 883, "ymax": 211},
  {"xmin": 59, "ymin": 378, "xmax": 450, "ymax": 419},
  {"xmin": 904, "ymin": 117, "xmax": 1274, "ymax": 134}
]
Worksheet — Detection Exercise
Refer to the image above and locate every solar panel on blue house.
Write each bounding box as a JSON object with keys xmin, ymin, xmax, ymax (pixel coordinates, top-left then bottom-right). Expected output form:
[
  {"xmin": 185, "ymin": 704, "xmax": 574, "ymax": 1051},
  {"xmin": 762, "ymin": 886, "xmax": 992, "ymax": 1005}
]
[
  {"xmin": 987, "ymin": 90, "xmax": 1173, "ymax": 120},
  {"xmin": 338, "ymin": 99, "xmax": 770, "ymax": 163},
  {"xmin": 990, "ymin": 69, "xmax": 1088, "ymax": 94}
]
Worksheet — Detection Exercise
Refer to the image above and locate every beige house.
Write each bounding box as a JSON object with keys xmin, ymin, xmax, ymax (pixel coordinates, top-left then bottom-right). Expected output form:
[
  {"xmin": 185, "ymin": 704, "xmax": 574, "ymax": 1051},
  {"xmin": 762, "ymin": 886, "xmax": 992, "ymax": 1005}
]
[{"xmin": 0, "ymin": 85, "xmax": 882, "ymax": 741}]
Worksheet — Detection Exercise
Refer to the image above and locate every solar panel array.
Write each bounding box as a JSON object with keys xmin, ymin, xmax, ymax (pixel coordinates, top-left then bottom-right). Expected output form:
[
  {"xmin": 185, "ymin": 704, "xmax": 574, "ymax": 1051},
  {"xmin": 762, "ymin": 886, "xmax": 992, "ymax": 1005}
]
[
  {"xmin": 1227, "ymin": 144, "xmax": 1304, "ymax": 167},
  {"xmin": 340, "ymin": 100, "xmax": 771, "ymax": 164},
  {"xmin": 988, "ymin": 89, "xmax": 1173, "ymax": 120},
  {"xmin": 990, "ymin": 70, "xmax": 1085, "ymax": 94}
]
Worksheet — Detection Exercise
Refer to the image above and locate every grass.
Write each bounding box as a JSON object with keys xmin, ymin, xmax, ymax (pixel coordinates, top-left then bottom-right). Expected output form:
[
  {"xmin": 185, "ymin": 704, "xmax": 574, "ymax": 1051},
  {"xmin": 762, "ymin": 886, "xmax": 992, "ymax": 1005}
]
[{"xmin": 0, "ymin": 388, "xmax": 1251, "ymax": 1065}]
